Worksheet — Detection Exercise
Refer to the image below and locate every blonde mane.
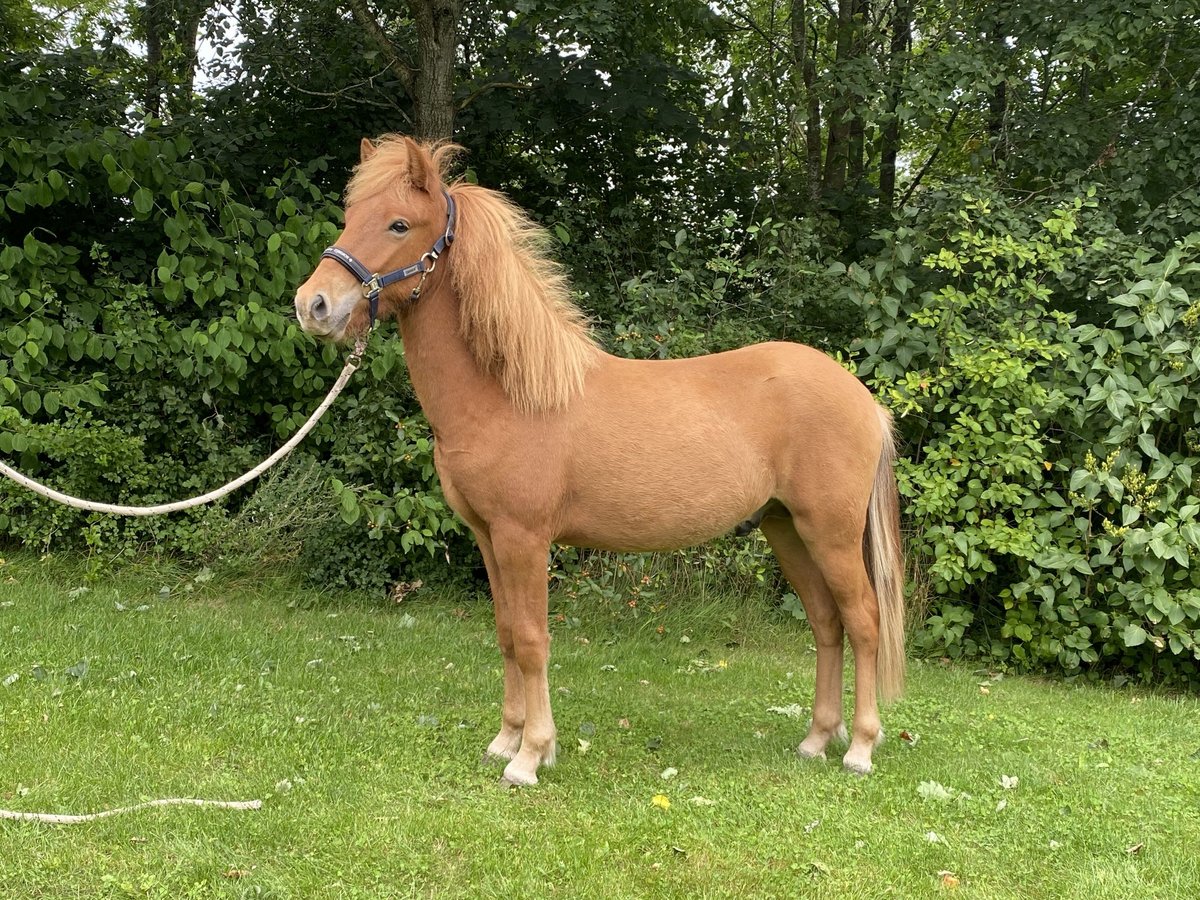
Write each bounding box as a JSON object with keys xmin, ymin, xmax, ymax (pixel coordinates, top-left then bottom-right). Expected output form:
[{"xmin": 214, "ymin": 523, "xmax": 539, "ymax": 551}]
[{"xmin": 350, "ymin": 136, "xmax": 598, "ymax": 414}]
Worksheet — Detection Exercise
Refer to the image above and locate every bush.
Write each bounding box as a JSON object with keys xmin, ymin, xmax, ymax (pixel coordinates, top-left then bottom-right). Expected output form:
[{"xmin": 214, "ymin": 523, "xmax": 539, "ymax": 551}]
[
  {"xmin": 0, "ymin": 57, "xmax": 465, "ymax": 593},
  {"xmin": 849, "ymin": 182, "xmax": 1200, "ymax": 684}
]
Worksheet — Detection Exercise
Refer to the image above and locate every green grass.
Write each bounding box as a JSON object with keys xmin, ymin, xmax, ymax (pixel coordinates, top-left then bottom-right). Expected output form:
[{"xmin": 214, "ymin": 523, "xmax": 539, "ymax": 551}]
[{"xmin": 1, "ymin": 552, "xmax": 1199, "ymax": 899}]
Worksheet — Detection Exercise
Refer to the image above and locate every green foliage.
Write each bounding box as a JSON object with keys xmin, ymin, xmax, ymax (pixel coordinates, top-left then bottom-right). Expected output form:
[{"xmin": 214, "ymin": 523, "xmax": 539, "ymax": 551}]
[
  {"xmin": 0, "ymin": 58, "xmax": 466, "ymax": 593},
  {"xmin": 850, "ymin": 184, "xmax": 1200, "ymax": 684},
  {"xmin": 592, "ymin": 215, "xmax": 852, "ymax": 360}
]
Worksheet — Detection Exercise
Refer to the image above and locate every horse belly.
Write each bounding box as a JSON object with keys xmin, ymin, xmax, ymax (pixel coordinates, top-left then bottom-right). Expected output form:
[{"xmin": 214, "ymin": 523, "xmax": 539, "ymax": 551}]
[{"xmin": 556, "ymin": 425, "xmax": 774, "ymax": 552}]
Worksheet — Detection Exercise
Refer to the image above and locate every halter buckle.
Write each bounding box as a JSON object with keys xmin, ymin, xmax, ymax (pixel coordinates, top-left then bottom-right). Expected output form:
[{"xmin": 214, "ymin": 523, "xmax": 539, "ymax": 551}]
[{"xmin": 363, "ymin": 274, "xmax": 383, "ymax": 299}]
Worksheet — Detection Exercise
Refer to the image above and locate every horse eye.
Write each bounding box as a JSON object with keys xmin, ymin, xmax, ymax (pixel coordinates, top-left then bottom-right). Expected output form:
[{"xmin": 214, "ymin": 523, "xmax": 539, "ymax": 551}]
[{"xmin": 389, "ymin": 220, "xmax": 409, "ymax": 235}]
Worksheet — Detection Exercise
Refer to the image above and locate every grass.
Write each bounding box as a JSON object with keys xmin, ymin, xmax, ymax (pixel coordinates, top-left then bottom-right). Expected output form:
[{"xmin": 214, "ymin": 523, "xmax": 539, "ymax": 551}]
[{"xmin": 1, "ymin": 552, "xmax": 1199, "ymax": 899}]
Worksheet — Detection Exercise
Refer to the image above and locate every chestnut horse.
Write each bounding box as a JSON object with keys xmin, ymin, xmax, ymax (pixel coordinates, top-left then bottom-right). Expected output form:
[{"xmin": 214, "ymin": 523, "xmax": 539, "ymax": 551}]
[{"xmin": 295, "ymin": 136, "xmax": 905, "ymax": 784}]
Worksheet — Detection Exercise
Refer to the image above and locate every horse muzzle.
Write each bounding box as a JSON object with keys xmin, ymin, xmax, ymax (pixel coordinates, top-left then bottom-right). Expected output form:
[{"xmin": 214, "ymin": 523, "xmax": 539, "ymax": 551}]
[{"xmin": 295, "ymin": 289, "xmax": 355, "ymax": 342}]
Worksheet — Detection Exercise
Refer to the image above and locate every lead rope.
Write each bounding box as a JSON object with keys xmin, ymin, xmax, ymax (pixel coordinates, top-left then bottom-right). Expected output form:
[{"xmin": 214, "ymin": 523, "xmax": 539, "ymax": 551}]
[
  {"xmin": 0, "ymin": 337, "xmax": 365, "ymax": 826},
  {"xmin": 0, "ymin": 799, "xmax": 263, "ymax": 825},
  {"xmin": 0, "ymin": 337, "xmax": 366, "ymax": 517}
]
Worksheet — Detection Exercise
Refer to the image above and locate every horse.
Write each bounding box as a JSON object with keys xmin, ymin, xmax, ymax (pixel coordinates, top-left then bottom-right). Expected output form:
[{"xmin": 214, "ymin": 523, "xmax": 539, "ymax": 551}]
[{"xmin": 294, "ymin": 135, "xmax": 905, "ymax": 785}]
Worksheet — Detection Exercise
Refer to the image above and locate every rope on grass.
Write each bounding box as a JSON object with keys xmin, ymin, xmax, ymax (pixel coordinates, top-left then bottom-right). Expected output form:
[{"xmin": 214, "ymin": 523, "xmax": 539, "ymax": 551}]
[
  {"xmin": 0, "ymin": 798, "xmax": 262, "ymax": 825},
  {"xmin": 0, "ymin": 338, "xmax": 366, "ymax": 517}
]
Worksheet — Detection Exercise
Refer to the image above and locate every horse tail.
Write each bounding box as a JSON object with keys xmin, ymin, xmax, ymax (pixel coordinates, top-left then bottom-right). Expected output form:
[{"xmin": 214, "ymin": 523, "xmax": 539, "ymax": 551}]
[{"xmin": 865, "ymin": 405, "xmax": 906, "ymax": 702}]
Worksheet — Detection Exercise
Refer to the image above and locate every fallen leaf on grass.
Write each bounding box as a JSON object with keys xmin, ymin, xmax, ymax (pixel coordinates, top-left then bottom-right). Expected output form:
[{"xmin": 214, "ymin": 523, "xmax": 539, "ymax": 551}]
[
  {"xmin": 223, "ymin": 868, "xmax": 250, "ymax": 879},
  {"xmin": 925, "ymin": 831, "xmax": 943, "ymax": 844},
  {"xmin": 1000, "ymin": 775, "xmax": 1019, "ymax": 789},
  {"xmin": 651, "ymin": 794, "xmax": 671, "ymax": 810},
  {"xmin": 129, "ymin": 836, "xmax": 147, "ymax": 845},
  {"xmin": 938, "ymin": 871, "xmax": 960, "ymax": 889},
  {"xmin": 1126, "ymin": 842, "xmax": 1145, "ymax": 856},
  {"xmin": 660, "ymin": 767, "xmax": 677, "ymax": 780},
  {"xmin": 688, "ymin": 796, "xmax": 716, "ymax": 806},
  {"xmin": 2, "ymin": 673, "xmax": 17, "ymax": 687},
  {"xmin": 577, "ymin": 739, "xmax": 591, "ymax": 754},
  {"xmin": 899, "ymin": 730, "xmax": 920, "ymax": 746},
  {"xmin": 804, "ymin": 819, "xmax": 820, "ymax": 833},
  {"xmin": 618, "ymin": 717, "xmax": 631, "ymax": 729}
]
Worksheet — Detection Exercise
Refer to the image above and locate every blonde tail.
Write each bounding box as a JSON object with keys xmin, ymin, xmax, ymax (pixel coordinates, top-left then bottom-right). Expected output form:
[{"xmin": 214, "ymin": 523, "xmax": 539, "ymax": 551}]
[{"xmin": 865, "ymin": 406, "xmax": 906, "ymax": 701}]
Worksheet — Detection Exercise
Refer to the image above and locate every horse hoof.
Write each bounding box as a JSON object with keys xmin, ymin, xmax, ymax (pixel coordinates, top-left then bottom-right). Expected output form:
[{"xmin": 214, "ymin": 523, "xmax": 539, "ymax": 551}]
[
  {"xmin": 500, "ymin": 764, "xmax": 538, "ymax": 787},
  {"xmin": 796, "ymin": 746, "xmax": 827, "ymax": 761},
  {"xmin": 843, "ymin": 757, "xmax": 873, "ymax": 777},
  {"xmin": 480, "ymin": 752, "xmax": 509, "ymax": 767}
]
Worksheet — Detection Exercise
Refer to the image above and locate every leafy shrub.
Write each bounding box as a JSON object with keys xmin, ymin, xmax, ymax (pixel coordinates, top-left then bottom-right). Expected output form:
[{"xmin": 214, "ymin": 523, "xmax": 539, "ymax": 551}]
[
  {"xmin": 849, "ymin": 181, "xmax": 1200, "ymax": 684},
  {"xmin": 0, "ymin": 58, "xmax": 466, "ymax": 592}
]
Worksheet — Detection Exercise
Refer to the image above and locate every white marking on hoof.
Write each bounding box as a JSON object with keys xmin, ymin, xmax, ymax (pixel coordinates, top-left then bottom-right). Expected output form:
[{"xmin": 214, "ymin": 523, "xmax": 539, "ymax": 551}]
[
  {"xmin": 484, "ymin": 730, "xmax": 522, "ymax": 763},
  {"xmin": 843, "ymin": 752, "xmax": 873, "ymax": 776},
  {"xmin": 500, "ymin": 763, "xmax": 538, "ymax": 787},
  {"xmin": 844, "ymin": 748, "xmax": 873, "ymax": 777}
]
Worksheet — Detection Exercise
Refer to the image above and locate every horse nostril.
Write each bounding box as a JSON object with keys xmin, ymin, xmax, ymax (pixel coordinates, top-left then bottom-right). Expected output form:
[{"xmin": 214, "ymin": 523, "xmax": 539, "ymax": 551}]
[{"xmin": 309, "ymin": 294, "xmax": 329, "ymax": 321}]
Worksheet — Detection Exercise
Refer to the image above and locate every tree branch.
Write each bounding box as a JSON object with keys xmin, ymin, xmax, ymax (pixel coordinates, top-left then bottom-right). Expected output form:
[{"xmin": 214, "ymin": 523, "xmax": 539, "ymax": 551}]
[
  {"xmin": 898, "ymin": 104, "xmax": 961, "ymax": 208},
  {"xmin": 458, "ymin": 81, "xmax": 533, "ymax": 111},
  {"xmin": 345, "ymin": 0, "xmax": 415, "ymax": 97}
]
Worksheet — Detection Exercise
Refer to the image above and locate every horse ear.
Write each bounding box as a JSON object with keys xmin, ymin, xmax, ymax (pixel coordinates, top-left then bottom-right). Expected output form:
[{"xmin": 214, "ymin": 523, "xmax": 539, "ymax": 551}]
[
  {"xmin": 402, "ymin": 136, "xmax": 436, "ymax": 193},
  {"xmin": 360, "ymin": 137, "xmax": 377, "ymax": 163}
]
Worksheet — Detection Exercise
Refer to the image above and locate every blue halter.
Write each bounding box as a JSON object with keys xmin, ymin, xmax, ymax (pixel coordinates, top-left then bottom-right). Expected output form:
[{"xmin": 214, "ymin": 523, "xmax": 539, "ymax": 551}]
[{"xmin": 320, "ymin": 190, "xmax": 457, "ymax": 330}]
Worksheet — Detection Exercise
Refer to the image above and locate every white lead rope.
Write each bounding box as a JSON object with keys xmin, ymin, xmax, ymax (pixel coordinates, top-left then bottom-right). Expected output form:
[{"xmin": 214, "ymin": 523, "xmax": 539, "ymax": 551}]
[
  {"xmin": 0, "ymin": 338, "xmax": 365, "ymax": 516},
  {"xmin": 0, "ymin": 339, "xmax": 363, "ymax": 826},
  {"xmin": 0, "ymin": 798, "xmax": 262, "ymax": 825}
]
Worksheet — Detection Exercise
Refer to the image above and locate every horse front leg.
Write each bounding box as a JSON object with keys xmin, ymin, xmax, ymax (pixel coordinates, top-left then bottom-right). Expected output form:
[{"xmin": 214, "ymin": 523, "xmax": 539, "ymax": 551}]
[
  {"xmin": 489, "ymin": 525, "xmax": 556, "ymax": 786},
  {"xmin": 477, "ymin": 533, "xmax": 525, "ymax": 763}
]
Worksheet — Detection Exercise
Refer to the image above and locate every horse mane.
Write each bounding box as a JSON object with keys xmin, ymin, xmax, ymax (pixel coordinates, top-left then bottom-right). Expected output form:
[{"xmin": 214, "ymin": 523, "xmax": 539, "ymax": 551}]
[{"xmin": 349, "ymin": 136, "xmax": 599, "ymax": 414}]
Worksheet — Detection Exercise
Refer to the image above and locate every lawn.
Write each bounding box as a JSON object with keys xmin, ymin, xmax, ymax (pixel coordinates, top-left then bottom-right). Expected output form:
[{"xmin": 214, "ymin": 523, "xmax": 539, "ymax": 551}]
[{"xmin": 1, "ymin": 552, "xmax": 1198, "ymax": 899}]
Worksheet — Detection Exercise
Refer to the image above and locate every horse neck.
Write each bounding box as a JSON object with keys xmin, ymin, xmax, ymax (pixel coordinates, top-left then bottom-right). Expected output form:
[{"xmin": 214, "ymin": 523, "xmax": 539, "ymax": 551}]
[{"xmin": 395, "ymin": 282, "xmax": 508, "ymax": 435}]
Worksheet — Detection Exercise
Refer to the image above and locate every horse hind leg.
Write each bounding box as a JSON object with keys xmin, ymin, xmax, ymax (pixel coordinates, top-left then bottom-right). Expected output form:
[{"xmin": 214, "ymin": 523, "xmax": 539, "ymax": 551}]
[
  {"xmin": 760, "ymin": 515, "xmax": 848, "ymax": 760},
  {"xmin": 803, "ymin": 532, "xmax": 884, "ymax": 775}
]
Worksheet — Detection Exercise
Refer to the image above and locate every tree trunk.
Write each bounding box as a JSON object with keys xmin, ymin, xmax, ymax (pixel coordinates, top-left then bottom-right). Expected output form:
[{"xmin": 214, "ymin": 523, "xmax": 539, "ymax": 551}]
[
  {"xmin": 142, "ymin": 0, "xmax": 209, "ymax": 120},
  {"xmin": 144, "ymin": 0, "xmax": 166, "ymax": 119},
  {"xmin": 879, "ymin": 0, "xmax": 912, "ymax": 209},
  {"xmin": 408, "ymin": 0, "xmax": 462, "ymax": 140},
  {"xmin": 988, "ymin": 77, "xmax": 1008, "ymax": 164},
  {"xmin": 821, "ymin": 0, "xmax": 857, "ymax": 200},
  {"xmin": 789, "ymin": 0, "xmax": 822, "ymax": 202}
]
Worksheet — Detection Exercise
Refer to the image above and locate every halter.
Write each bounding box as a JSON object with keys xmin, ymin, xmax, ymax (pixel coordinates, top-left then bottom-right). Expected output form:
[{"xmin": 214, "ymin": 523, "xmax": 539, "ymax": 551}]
[{"xmin": 320, "ymin": 190, "xmax": 457, "ymax": 330}]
